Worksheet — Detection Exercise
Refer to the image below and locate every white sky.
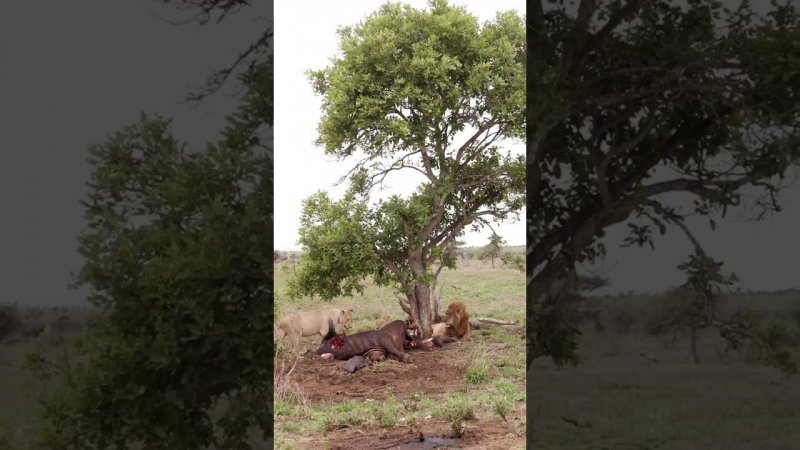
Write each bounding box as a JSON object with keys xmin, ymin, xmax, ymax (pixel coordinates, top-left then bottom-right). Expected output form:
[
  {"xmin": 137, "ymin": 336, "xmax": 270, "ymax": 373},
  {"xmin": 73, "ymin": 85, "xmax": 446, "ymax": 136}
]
[{"xmin": 274, "ymin": 0, "xmax": 525, "ymax": 251}]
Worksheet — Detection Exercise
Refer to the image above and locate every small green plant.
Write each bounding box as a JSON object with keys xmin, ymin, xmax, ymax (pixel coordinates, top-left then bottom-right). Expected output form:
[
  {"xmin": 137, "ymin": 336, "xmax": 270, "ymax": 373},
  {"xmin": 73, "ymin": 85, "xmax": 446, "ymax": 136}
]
[
  {"xmin": 373, "ymin": 396, "xmax": 400, "ymax": 427},
  {"xmin": 441, "ymin": 395, "xmax": 475, "ymax": 438},
  {"xmin": 493, "ymin": 397, "xmax": 512, "ymax": 421},
  {"xmin": 464, "ymin": 361, "xmax": 490, "ymax": 384},
  {"xmin": 492, "ymin": 380, "xmax": 523, "ymax": 401}
]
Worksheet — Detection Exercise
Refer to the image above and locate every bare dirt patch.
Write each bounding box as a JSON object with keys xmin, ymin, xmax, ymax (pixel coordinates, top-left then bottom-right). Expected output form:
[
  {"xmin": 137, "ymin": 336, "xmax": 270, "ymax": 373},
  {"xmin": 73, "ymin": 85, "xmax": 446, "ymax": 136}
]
[
  {"xmin": 275, "ymin": 333, "xmax": 526, "ymax": 449},
  {"xmin": 280, "ymin": 341, "xmax": 472, "ymax": 403}
]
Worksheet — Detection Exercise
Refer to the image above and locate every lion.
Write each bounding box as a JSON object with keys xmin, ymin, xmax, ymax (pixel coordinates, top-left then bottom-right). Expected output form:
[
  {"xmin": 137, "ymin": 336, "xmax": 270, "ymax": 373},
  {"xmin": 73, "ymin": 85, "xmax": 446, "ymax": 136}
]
[
  {"xmin": 443, "ymin": 301, "xmax": 470, "ymax": 340},
  {"xmin": 431, "ymin": 322, "xmax": 448, "ymax": 339},
  {"xmin": 375, "ymin": 316, "xmax": 392, "ymax": 329},
  {"xmin": 275, "ymin": 308, "xmax": 353, "ymax": 355}
]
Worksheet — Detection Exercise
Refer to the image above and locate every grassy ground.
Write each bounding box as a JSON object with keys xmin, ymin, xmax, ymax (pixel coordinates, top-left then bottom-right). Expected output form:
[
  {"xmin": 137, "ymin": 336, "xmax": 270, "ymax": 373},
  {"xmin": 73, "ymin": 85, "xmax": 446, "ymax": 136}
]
[
  {"xmin": 0, "ymin": 307, "xmax": 90, "ymax": 448},
  {"xmin": 531, "ymin": 295, "xmax": 800, "ymax": 450},
  {"xmin": 273, "ymin": 258, "xmax": 527, "ymax": 449}
]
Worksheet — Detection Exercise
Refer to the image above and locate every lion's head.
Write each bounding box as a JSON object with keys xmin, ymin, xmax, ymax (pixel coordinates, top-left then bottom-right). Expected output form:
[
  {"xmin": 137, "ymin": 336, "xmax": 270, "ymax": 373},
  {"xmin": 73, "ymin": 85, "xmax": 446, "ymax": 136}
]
[
  {"xmin": 339, "ymin": 309, "xmax": 353, "ymax": 329},
  {"xmin": 444, "ymin": 302, "xmax": 466, "ymax": 327},
  {"xmin": 375, "ymin": 316, "xmax": 391, "ymax": 329},
  {"xmin": 443, "ymin": 302, "xmax": 470, "ymax": 338}
]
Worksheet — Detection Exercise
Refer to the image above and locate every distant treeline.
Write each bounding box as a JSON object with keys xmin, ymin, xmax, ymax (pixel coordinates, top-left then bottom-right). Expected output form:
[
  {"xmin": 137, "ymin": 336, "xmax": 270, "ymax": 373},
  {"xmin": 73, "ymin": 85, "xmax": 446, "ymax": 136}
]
[
  {"xmin": 591, "ymin": 288, "xmax": 800, "ymax": 300},
  {"xmin": 274, "ymin": 244, "xmax": 525, "ymax": 263}
]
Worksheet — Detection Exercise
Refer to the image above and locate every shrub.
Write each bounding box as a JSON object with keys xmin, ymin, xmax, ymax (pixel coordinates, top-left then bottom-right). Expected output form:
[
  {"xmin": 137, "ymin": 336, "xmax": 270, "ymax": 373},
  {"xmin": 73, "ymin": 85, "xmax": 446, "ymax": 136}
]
[{"xmin": 0, "ymin": 303, "xmax": 20, "ymax": 341}]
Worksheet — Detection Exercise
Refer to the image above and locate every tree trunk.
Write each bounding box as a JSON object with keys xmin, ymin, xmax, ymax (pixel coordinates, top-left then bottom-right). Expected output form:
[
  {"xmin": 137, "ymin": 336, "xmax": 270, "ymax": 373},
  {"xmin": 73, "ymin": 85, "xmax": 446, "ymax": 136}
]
[
  {"xmin": 491, "ymin": 256, "xmax": 495, "ymax": 268},
  {"xmin": 432, "ymin": 285, "xmax": 443, "ymax": 323},
  {"xmin": 690, "ymin": 326, "xmax": 700, "ymax": 364},
  {"xmin": 408, "ymin": 249, "xmax": 434, "ymax": 338},
  {"xmin": 413, "ymin": 284, "xmax": 433, "ymax": 338}
]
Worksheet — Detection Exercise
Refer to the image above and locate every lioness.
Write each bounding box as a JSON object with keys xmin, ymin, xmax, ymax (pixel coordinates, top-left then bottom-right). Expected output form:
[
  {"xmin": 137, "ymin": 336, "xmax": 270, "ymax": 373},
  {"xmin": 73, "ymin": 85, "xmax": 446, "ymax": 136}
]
[
  {"xmin": 375, "ymin": 316, "xmax": 392, "ymax": 329},
  {"xmin": 276, "ymin": 308, "xmax": 353, "ymax": 355}
]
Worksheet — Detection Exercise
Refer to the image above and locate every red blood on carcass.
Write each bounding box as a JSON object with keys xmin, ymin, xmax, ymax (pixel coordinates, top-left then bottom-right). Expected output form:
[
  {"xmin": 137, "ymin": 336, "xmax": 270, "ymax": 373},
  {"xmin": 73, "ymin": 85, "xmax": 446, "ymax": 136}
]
[{"xmin": 331, "ymin": 335, "xmax": 346, "ymax": 349}]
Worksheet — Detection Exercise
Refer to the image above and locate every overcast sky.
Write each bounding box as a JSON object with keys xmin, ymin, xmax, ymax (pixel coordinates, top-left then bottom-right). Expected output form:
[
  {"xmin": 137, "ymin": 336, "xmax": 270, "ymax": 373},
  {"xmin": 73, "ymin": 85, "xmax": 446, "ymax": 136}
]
[
  {"xmin": 591, "ymin": 184, "xmax": 800, "ymax": 295},
  {"xmin": 581, "ymin": 0, "xmax": 800, "ymax": 295},
  {"xmin": 274, "ymin": 0, "xmax": 526, "ymax": 252},
  {"xmin": 0, "ymin": 1, "xmax": 268, "ymax": 306}
]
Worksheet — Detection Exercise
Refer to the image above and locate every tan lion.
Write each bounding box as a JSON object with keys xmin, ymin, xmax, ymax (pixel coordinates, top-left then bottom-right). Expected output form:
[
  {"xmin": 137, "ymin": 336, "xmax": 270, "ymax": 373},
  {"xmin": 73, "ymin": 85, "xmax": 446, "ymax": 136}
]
[
  {"xmin": 276, "ymin": 308, "xmax": 353, "ymax": 355},
  {"xmin": 375, "ymin": 316, "xmax": 392, "ymax": 329},
  {"xmin": 431, "ymin": 302, "xmax": 470, "ymax": 342},
  {"xmin": 431, "ymin": 322, "xmax": 448, "ymax": 338},
  {"xmin": 444, "ymin": 302, "xmax": 471, "ymax": 340}
]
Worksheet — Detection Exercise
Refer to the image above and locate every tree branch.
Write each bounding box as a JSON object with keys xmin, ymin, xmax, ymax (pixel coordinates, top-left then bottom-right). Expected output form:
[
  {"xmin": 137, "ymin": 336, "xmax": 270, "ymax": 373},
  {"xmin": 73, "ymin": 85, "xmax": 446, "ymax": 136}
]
[
  {"xmin": 419, "ymin": 148, "xmax": 438, "ymax": 182},
  {"xmin": 187, "ymin": 27, "xmax": 272, "ymax": 103}
]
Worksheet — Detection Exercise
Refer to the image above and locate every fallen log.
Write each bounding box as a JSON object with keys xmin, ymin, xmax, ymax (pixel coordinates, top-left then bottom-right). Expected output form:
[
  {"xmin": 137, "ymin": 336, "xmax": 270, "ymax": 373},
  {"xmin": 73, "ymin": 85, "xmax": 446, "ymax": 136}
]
[
  {"xmin": 468, "ymin": 318, "xmax": 518, "ymax": 329},
  {"xmin": 475, "ymin": 317, "xmax": 517, "ymax": 325}
]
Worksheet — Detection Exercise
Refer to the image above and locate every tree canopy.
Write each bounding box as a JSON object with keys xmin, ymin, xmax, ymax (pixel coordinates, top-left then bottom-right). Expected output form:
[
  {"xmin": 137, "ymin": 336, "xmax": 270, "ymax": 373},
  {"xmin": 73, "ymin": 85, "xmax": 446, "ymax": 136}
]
[
  {"xmin": 27, "ymin": 2, "xmax": 274, "ymax": 448},
  {"xmin": 289, "ymin": 0, "xmax": 525, "ymax": 336},
  {"xmin": 529, "ymin": 0, "xmax": 800, "ymax": 366}
]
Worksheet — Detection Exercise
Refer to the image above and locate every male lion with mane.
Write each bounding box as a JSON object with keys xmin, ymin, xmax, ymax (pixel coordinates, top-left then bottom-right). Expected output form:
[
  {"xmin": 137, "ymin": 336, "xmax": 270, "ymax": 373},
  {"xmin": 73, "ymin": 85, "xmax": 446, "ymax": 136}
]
[{"xmin": 430, "ymin": 301, "xmax": 471, "ymax": 342}]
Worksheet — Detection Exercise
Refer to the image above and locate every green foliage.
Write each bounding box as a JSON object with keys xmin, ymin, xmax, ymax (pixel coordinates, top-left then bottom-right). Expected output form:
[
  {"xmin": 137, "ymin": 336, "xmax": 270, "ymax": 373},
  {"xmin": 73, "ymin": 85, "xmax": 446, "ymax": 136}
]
[
  {"xmin": 643, "ymin": 250, "xmax": 800, "ymax": 374},
  {"xmin": 492, "ymin": 396, "xmax": 512, "ymax": 421},
  {"xmin": 287, "ymin": 191, "xmax": 381, "ymax": 300},
  {"xmin": 501, "ymin": 252, "xmax": 525, "ymax": 272},
  {"xmin": 529, "ymin": 293, "xmax": 583, "ymax": 367},
  {"xmin": 751, "ymin": 320, "xmax": 799, "ymax": 378},
  {"xmin": 372, "ymin": 396, "xmax": 400, "ymax": 428},
  {"xmin": 294, "ymin": 1, "xmax": 525, "ymax": 318},
  {"xmin": 29, "ymin": 47, "xmax": 274, "ymax": 450},
  {"xmin": 464, "ymin": 361, "xmax": 490, "ymax": 384},
  {"xmin": 717, "ymin": 308, "xmax": 800, "ymax": 378},
  {"xmin": 645, "ymin": 252, "xmax": 737, "ymax": 362},
  {"xmin": 310, "ymin": 0, "xmax": 524, "ymax": 154},
  {"xmin": 678, "ymin": 252, "xmax": 739, "ymax": 311},
  {"xmin": 529, "ymin": 0, "xmax": 800, "ymax": 366},
  {"xmin": 478, "ymin": 233, "xmax": 505, "ymax": 267},
  {"xmin": 313, "ymin": 401, "xmax": 371, "ymax": 432},
  {"xmin": 0, "ymin": 303, "xmax": 20, "ymax": 341},
  {"xmin": 440, "ymin": 394, "xmax": 475, "ymax": 438}
]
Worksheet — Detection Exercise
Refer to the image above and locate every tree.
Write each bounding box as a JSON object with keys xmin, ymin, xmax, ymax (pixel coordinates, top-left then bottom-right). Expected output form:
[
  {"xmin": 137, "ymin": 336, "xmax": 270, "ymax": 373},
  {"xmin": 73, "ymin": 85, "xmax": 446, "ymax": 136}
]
[
  {"xmin": 27, "ymin": 2, "xmax": 274, "ymax": 448},
  {"xmin": 479, "ymin": 232, "xmax": 505, "ymax": 268},
  {"xmin": 647, "ymin": 253, "xmax": 739, "ymax": 364},
  {"xmin": 529, "ymin": 0, "xmax": 800, "ymax": 367},
  {"xmin": 288, "ymin": 0, "xmax": 525, "ymax": 337},
  {"xmin": 646, "ymin": 247, "xmax": 798, "ymax": 376},
  {"xmin": 501, "ymin": 252, "xmax": 525, "ymax": 272}
]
